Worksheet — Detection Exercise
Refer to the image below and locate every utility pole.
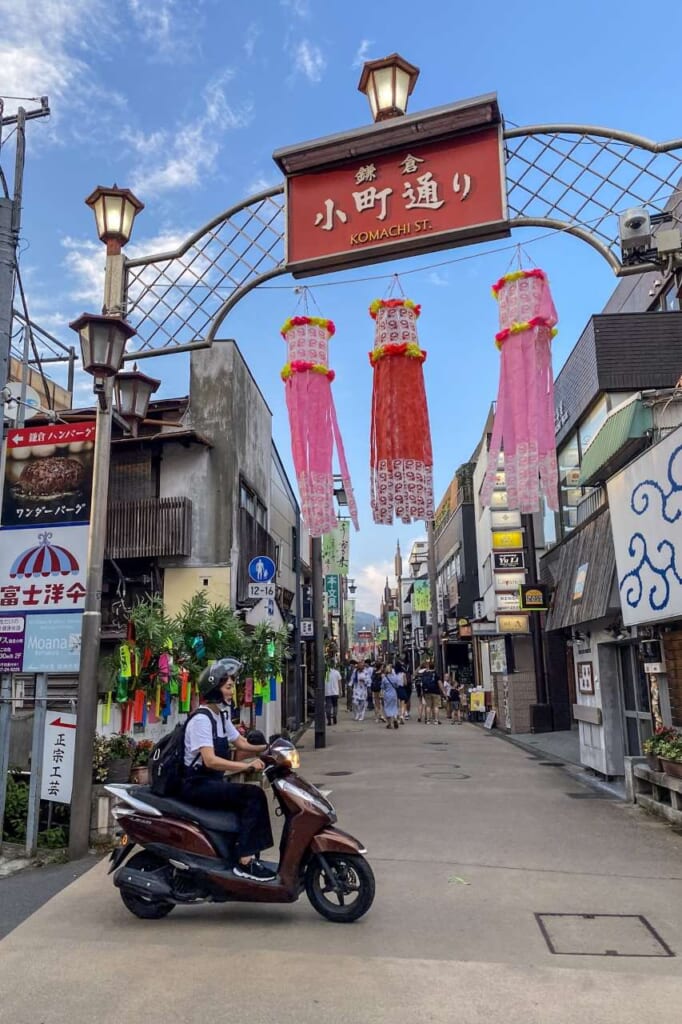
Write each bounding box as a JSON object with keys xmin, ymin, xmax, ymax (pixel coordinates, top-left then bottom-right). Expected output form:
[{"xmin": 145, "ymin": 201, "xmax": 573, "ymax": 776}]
[{"xmin": 312, "ymin": 536, "xmax": 326, "ymax": 749}]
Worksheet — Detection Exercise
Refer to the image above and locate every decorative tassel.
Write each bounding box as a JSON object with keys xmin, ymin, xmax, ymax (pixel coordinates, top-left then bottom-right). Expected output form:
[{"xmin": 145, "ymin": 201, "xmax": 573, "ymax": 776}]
[{"xmin": 102, "ymin": 691, "xmax": 112, "ymax": 726}]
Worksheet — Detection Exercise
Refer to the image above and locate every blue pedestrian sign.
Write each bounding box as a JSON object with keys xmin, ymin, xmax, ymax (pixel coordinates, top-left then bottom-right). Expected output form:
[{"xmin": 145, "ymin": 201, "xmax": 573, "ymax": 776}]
[{"xmin": 248, "ymin": 555, "xmax": 276, "ymax": 583}]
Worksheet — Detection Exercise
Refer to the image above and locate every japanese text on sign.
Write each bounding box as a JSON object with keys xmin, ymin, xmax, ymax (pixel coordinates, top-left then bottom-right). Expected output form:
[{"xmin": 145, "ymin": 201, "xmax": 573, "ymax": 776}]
[{"xmin": 41, "ymin": 713, "xmax": 77, "ymax": 804}]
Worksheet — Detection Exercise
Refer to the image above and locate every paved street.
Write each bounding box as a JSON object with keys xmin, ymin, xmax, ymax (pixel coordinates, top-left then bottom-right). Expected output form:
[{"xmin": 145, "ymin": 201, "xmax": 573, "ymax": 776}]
[{"xmin": 1, "ymin": 715, "xmax": 681, "ymax": 1023}]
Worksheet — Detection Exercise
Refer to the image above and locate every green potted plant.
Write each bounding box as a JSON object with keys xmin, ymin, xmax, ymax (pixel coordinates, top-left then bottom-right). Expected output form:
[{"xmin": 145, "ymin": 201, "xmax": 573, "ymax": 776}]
[
  {"xmin": 657, "ymin": 734, "xmax": 682, "ymax": 780},
  {"xmin": 103, "ymin": 734, "xmax": 136, "ymax": 783},
  {"xmin": 643, "ymin": 726, "xmax": 679, "ymax": 772},
  {"xmin": 130, "ymin": 739, "xmax": 154, "ymax": 784}
]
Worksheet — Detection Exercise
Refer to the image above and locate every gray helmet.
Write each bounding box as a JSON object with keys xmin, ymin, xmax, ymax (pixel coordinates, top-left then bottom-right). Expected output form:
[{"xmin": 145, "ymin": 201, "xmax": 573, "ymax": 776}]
[{"xmin": 198, "ymin": 657, "xmax": 243, "ymax": 699}]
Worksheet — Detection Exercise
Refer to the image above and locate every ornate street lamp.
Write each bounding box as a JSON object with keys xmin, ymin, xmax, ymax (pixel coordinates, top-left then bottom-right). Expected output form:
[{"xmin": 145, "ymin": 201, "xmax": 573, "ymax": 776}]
[
  {"xmin": 70, "ymin": 311, "xmax": 135, "ymax": 383},
  {"xmin": 348, "ymin": 578, "xmax": 357, "ymax": 595},
  {"xmin": 358, "ymin": 53, "xmax": 420, "ymax": 122},
  {"xmin": 114, "ymin": 364, "xmax": 160, "ymax": 436},
  {"xmin": 85, "ymin": 185, "xmax": 144, "ymax": 254}
]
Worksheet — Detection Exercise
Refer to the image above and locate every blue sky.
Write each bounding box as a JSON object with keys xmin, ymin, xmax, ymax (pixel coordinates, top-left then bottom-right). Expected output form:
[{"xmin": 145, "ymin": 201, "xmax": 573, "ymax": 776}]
[{"xmin": 2, "ymin": 0, "xmax": 682, "ymax": 616}]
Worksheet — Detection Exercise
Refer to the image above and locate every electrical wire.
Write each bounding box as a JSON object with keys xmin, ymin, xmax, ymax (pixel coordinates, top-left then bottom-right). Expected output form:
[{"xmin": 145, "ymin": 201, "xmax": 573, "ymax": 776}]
[{"xmin": 14, "ymin": 264, "xmax": 55, "ymax": 410}]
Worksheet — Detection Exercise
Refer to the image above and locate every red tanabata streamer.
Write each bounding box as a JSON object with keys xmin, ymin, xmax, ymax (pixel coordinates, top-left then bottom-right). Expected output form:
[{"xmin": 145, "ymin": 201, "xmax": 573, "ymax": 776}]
[
  {"xmin": 281, "ymin": 316, "xmax": 358, "ymax": 536},
  {"xmin": 481, "ymin": 269, "xmax": 559, "ymax": 513},
  {"xmin": 368, "ymin": 298, "xmax": 434, "ymax": 525}
]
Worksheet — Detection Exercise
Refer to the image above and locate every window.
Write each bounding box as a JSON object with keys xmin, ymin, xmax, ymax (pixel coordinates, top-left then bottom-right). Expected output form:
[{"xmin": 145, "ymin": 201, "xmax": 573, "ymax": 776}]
[
  {"xmin": 240, "ymin": 479, "xmax": 267, "ymax": 525},
  {"xmin": 662, "ymin": 285, "xmax": 680, "ymax": 312},
  {"xmin": 579, "ymin": 396, "xmax": 608, "ymax": 454},
  {"xmin": 558, "ymin": 432, "xmax": 581, "ymax": 536}
]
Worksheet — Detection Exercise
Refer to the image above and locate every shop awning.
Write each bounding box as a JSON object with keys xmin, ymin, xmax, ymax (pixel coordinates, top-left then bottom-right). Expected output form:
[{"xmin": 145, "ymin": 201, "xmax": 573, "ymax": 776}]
[
  {"xmin": 578, "ymin": 398, "xmax": 652, "ymax": 486},
  {"xmin": 544, "ymin": 507, "xmax": 619, "ymax": 631}
]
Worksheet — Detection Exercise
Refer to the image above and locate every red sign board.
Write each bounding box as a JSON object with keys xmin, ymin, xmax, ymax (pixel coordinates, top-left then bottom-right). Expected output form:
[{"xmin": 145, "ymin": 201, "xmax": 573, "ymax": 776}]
[{"xmin": 285, "ymin": 126, "xmax": 508, "ymax": 276}]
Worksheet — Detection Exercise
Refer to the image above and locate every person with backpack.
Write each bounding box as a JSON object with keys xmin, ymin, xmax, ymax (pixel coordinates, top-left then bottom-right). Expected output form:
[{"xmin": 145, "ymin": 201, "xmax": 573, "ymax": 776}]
[
  {"xmin": 420, "ymin": 660, "xmax": 445, "ymax": 724},
  {"xmin": 179, "ymin": 657, "xmax": 276, "ymax": 881}
]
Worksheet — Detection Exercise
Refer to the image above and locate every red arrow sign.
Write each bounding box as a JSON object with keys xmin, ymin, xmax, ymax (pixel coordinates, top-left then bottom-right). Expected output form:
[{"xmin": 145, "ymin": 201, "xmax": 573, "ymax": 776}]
[{"xmin": 49, "ymin": 717, "xmax": 77, "ymax": 729}]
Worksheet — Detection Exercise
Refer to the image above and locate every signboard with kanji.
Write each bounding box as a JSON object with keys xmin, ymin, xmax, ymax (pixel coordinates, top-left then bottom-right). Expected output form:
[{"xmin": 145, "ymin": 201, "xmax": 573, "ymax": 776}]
[
  {"xmin": 2, "ymin": 422, "xmax": 95, "ymax": 528},
  {"xmin": 0, "ymin": 615, "xmax": 25, "ymax": 671},
  {"xmin": 281, "ymin": 125, "xmax": 507, "ymax": 276},
  {"xmin": 41, "ymin": 713, "xmax": 77, "ymax": 804},
  {"xmin": 325, "ymin": 573, "xmax": 340, "ymax": 612},
  {"xmin": 0, "ymin": 524, "xmax": 89, "ymax": 613}
]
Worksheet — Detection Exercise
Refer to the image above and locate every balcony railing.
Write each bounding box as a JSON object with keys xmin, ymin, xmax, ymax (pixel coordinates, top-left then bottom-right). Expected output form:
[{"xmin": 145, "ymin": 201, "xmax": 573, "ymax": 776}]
[
  {"xmin": 576, "ymin": 486, "xmax": 607, "ymax": 526},
  {"xmin": 106, "ymin": 497, "xmax": 192, "ymax": 559}
]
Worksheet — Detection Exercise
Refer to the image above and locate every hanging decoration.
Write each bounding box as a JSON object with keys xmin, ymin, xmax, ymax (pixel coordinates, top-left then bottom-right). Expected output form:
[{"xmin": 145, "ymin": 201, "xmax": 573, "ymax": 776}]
[
  {"xmin": 281, "ymin": 315, "xmax": 358, "ymax": 536},
  {"xmin": 368, "ymin": 298, "xmax": 434, "ymax": 524},
  {"xmin": 481, "ymin": 269, "xmax": 559, "ymax": 513}
]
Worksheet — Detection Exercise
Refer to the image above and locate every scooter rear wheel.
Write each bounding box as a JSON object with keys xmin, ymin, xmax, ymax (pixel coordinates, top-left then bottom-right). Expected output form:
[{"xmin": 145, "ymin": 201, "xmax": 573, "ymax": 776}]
[
  {"xmin": 305, "ymin": 853, "xmax": 375, "ymax": 922},
  {"xmin": 119, "ymin": 852, "xmax": 175, "ymax": 920}
]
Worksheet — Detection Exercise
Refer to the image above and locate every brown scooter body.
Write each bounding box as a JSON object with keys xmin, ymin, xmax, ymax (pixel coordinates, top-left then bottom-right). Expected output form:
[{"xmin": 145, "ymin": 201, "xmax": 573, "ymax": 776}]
[{"xmin": 106, "ymin": 739, "xmax": 375, "ymax": 922}]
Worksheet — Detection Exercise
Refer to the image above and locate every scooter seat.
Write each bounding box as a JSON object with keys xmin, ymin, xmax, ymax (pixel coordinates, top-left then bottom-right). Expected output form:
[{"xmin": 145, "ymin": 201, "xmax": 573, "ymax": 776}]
[{"xmin": 128, "ymin": 785, "xmax": 241, "ymax": 833}]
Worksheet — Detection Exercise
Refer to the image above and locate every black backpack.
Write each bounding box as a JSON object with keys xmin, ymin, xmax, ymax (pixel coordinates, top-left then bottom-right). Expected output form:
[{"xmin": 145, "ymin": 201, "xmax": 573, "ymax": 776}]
[{"xmin": 148, "ymin": 708, "xmax": 216, "ymax": 797}]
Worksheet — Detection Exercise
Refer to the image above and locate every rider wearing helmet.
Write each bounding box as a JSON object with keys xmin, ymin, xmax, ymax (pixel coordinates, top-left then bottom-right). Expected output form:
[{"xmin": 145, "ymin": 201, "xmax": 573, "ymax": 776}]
[{"xmin": 180, "ymin": 657, "xmax": 276, "ymax": 882}]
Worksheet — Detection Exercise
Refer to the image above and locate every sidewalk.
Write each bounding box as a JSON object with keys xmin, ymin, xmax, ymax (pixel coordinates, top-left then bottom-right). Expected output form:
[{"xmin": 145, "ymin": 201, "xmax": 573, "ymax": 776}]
[{"xmin": 1, "ymin": 715, "xmax": 681, "ymax": 1023}]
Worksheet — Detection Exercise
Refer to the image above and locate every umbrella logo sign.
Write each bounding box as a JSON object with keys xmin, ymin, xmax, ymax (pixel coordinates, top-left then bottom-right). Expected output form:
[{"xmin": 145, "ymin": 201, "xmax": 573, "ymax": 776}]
[{"xmin": 10, "ymin": 532, "xmax": 80, "ymax": 579}]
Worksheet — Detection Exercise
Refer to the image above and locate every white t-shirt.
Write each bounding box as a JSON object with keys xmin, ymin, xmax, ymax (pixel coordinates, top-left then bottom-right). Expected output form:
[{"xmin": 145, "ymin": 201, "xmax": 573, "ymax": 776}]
[
  {"xmin": 184, "ymin": 707, "xmax": 240, "ymax": 767},
  {"xmin": 325, "ymin": 668, "xmax": 341, "ymax": 696}
]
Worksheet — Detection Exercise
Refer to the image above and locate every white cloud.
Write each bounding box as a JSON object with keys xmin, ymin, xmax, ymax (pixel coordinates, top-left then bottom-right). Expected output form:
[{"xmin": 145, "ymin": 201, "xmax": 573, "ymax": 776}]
[
  {"xmin": 123, "ymin": 71, "xmax": 253, "ymax": 196},
  {"xmin": 294, "ymin": 40, "xmax": 326, "ymax": 83},
  {"xmin": 0, "ymin": 0, "xmax": 119, "ymax": 131},
  {"xmin": 244, "ymin": 21, "xmax": 261, "ymax": 59},
  {"xmin": 127, "ymin": 0, "xmax": 201, "ymax": 61},
  {"xmin": 280, "ymin": 0, "xmax": 310, "ymax": 17},
  {"xmin": 353, "ymin": 39, "xmax": 373, "ymax": 68},
  {"xmin": 428, "ymin": 271, "xmax": 449, "ymax": 287}
]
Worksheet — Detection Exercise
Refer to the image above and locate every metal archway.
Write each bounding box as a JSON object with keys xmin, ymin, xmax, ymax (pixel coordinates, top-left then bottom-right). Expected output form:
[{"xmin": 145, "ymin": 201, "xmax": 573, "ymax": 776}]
[{"xmin": 123, "ymin": 124, "xmax": 682, "ymax": 358}]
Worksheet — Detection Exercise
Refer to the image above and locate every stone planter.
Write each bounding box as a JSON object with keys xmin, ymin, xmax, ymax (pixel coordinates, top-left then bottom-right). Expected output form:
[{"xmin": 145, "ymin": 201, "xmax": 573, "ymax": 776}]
[
  {"xmin": 105, "ymin": 757, "xmax": 133, "ymax": 783},
  {"xmin": 129, "ymin": 765, "xmax": 149, "ymax": 785},
  {"xmin": 660, "ymin": 758, "xmax": 682, "ymax": 781}
]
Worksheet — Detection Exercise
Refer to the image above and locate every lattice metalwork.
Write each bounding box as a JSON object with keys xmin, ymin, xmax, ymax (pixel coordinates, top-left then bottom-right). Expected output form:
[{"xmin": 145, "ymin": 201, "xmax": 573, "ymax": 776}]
[
  {"xmin": 124, "ymin": 125, "xmax": 682, "ymax": 356},
  {"xmin": 505, "ymin": 125, "xmax": 682, "ymax": 271},
  {"xmin": 125, "ymin": 187, "xmax": 287, "ymax": 355}
]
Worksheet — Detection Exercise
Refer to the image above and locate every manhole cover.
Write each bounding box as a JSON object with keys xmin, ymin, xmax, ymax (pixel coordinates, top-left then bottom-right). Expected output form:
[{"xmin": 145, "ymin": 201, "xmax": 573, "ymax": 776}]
[
  {"xmin": 324, "ymin": 771, "xmax": 353, "ymax": 777},
  {"xmin": 565, "ymin": 791, "xmax": 617, "ymax": 800},
  {"xmin": 422, "ymin": 771, "xmax": 470, "ymax": 780},
  {"xmin": 535, "ymin": 914, "xmax": 674, "ymax": 957}
]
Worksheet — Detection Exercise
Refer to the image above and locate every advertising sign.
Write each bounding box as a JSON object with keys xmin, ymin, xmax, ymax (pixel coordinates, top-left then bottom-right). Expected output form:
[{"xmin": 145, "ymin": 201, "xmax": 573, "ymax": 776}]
[
  {"xmin": 388, "ymin": 610, "xmax": 399, "ymax": 640},
  {"xmin": 282, "ymin": 126, "xmax": 508, "ymax": 276},
  {"xmin": 494, "ymin": 551, "xmax": 525, "ymax": 571},
  {"xmin": 608, "ymin": 425, "xmax": 682, "ymax": 626},
  {"xmin": 23, "ymin": 613, "xmax": 83, "ymax": 673},
  {"xmin": 492, "ymin": 530, "xmax": 524, "ymax": 550},
  {"xmin": 489, "ymin": 638, "xmax": 507, "ymax": 674},
  {"xmin": 41, "ymin": 712, "xmax": 77, "ymax": 804},
  {"xmin": 496, "ymin": 613, "xmax": 530, "ymax": 634},
  {"xmin": 325, "ymin": 573, "xmax": 340, "ymax": 612},
  {"xmin": 322, "ymin": 520, "xmax": 350, "ymax": 576},
  {"xmin": 519, "ymin": 583, "xmax": 550, "ymax": 612},
  {"xmin": 496, "ymin": 591, "xmax": 521, "ymax": 612},
  {"xmin": 494, "ymin": 572, "xmax": 526, "ymax": 592},
  {"xmin": 0, "ymin": 615, "xmax": 25, "ymax": 671},
  {"xmin": 0, "ymin": 524, "xmax": 89, "ymax": 613},
  {"xmin": 491, "ymin": 509, "xmax": 522, "ymax": 530},
  {"xmin": 2, "ymin": 422, "xmax": 95, "ymax": 527},
  {"xmin": 412, "ymin": 579, "xmax": 431, "ymax": 612}
]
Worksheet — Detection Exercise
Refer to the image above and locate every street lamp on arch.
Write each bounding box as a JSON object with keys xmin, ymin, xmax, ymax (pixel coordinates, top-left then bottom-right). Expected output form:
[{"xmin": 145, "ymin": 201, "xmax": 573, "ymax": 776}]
[
  {"xmin": 114, "ymin": 364, "xmax": 161, "ymax": 436},
  {"xmin": 358, "ymin": 53, "xmax": 420, "ymax": 123},
  {"xmin": 85, "ymin": 185, "xmax": 144, "ymax": 255}
]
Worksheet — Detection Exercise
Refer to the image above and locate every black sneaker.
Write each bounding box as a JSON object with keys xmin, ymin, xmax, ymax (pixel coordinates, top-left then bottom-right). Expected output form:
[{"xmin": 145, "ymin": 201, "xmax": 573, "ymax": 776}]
[{"xmin": 234, "ymin": 859, "xmax": 277, "ymax": 882}]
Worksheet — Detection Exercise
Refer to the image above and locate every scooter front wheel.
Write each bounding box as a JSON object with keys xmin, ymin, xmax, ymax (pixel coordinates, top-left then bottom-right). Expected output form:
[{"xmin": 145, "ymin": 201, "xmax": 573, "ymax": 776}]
[{"xmin": 305, "ymin": 853, "xmax": 375, "ymax": 923}]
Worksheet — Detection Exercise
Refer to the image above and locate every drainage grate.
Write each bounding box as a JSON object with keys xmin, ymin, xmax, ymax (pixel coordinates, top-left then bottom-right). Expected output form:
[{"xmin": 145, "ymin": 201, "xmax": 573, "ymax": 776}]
[
  {"xmin": 424, "ymin": 741, "xmax": 448, "ymax": 746},
  {"xmin": 565, "ymin": 791, "xmax": 617, "ymax": 800},
  {"xmin": 324, "ymin": 771, "xmax": 353, "ymax": 777},
  {"xmin": 537, "ymin": 761, "xmax": 565, "ymax": 766},
  {"xmin": 422, "ymin": 771, "xmax": 470, "ymax": 780},
  {"xmin": 535, "ymin": 914, "xmax": 675, "ymax": 957}
]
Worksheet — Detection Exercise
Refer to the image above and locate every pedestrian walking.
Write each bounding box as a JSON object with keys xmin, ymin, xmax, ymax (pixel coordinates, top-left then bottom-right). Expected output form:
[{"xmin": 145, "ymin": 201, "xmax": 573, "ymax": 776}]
[
  {"xmin": 448, "ymin": 672, "xmax": 462, "ymax": 723},
  {"xmin": 370, "ymin": 662, "xmax": 385, "ymax": 722},
  {"xmin": 325, "ymin": 662, "xmax": 341, "ymax": 725},
  {"xmin": 352, "ymin": 660, "xmax": 371, "ymax": 721},
  {"xmin": 415, "ymin": 667, "xmax": 426, "ymax": 722},
  {"xmin": 380, "ymin": 663, "xmax": 401, "ymax": 730},
  {"xmin": 420, "ymin": 660, "xmax": 445, "ymax": 724},
  {"xmin": 346, "ymin": 660, "xmax": 356, "ymax": 712},
  {"xmin": 394, "ymin": 659, "xmax": 409, "ymax": 723}
]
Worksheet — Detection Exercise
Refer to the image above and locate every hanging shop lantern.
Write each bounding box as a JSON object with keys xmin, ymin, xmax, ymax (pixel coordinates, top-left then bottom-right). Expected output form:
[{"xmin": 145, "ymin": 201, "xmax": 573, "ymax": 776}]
[
  {"xmin": 368, "ymin": 298, "xmax": 434, "ymax": 525},
  {"xmin": 481, "ymin": 269, "xmax": 559, "ymax": 513},
  {"xmin": 281, "ymin": 315, "xmax": 358, "ymax": 537}
]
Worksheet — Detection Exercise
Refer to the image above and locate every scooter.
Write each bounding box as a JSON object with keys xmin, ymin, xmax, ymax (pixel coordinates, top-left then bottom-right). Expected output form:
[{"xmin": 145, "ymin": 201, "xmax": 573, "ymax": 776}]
[{"xmin": 105, "ymin": 738, "xmax": 375, "ymax": 923}]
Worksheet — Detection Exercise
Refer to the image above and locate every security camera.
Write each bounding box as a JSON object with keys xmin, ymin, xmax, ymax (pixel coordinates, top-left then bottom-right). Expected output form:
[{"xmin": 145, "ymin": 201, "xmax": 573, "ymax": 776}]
[{"xmin": 619, "ymin": 207, "xmax": 651, "ymax": 253}]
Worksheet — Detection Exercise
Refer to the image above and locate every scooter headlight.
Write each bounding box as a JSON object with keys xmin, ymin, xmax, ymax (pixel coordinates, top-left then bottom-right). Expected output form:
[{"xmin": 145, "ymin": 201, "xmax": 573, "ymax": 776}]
[{"xmin": 286, "ymin": 749, "xmax": 300, "ymax": 770}]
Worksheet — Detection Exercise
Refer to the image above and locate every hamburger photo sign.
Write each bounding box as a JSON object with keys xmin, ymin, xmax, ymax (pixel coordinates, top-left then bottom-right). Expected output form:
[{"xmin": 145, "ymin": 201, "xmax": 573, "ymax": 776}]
[{"xmin": 2, "ymin": 422, "xmax": 95, "ymax": 528}]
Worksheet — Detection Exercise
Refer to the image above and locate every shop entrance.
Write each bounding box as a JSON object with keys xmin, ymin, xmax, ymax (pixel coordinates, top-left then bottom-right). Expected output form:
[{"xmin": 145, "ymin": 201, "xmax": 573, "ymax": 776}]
[{"xmin": 618, "ymin": 645, "xmax": 653, "ymax": 756}]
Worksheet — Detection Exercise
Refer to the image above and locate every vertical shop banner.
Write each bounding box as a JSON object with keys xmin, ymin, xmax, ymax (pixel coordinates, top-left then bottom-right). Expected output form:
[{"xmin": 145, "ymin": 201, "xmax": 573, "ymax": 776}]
[
  {"xmin": 325, "ymin": 574, "xmax": 340, "ymax": 612},
  {"xmin": 0, "ymin": 420, "xmax": 94, "ymax": 675},
  {"xmin": 41, "ymin": 712, "xmax": 77, "ymax": 804},
  {"xmin": 322, "ymin": 520, "xmax": 350, "ymax": 576},
  {"xmin": 388, "ymin": 610, "xmax": 398, "ymax": 641},
  {"xmin": 412, "ymin": 579, "xmax": 431, "ymax": 612}
]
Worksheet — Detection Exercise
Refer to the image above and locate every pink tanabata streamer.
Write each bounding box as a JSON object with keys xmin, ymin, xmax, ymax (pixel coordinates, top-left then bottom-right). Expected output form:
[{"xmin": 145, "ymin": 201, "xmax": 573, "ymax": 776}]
[
  {"xmin": 282, "ymin": 319, "xmax": 358, "ymax": 537},
  {"xmin": 481, "ymin": 270, "xmax": 559, "ymax": 513}
]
